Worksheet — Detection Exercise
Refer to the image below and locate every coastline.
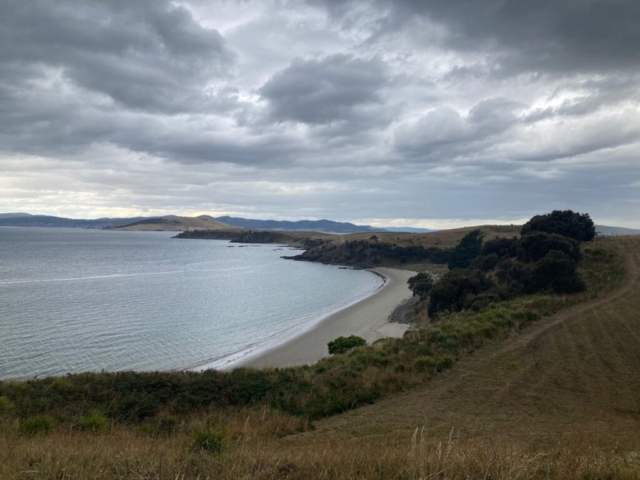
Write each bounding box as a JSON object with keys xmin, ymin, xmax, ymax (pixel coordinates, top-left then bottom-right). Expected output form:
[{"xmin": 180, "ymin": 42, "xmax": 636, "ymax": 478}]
[{"xmin": 233, "ymin": 267, "xmax": 416, "ymax": 369}]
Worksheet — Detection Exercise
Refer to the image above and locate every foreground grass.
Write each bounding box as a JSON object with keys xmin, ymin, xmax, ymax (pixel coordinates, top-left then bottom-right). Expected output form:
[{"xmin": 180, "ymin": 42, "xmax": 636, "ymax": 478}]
[{"xmin": 2, "ymin": 417, "xmax": 640, "ymax": 479}]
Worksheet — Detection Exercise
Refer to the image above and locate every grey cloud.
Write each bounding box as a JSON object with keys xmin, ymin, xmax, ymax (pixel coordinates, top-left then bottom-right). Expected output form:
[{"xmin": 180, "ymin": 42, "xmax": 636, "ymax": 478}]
[
  {"xmin": 0, "ymin": 0, "xmax": 235, "ymax": 114},
  {"xmin": 312, "ymin": 0, "xmax": 640, "ymax": 77},
  {"xmin": 394, "ymin": 98, "xmax": 519, "ymax": 161},
  {"xmin": 259, "ymin": 54, "xmax": 390, "ymax": 126}
]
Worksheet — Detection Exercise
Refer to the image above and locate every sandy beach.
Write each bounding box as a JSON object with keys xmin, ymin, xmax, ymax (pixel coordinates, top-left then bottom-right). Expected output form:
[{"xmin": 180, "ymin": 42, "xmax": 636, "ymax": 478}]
[{"xmin": 237, "ymin": 267, "xmax": 416, "ymax": 369}]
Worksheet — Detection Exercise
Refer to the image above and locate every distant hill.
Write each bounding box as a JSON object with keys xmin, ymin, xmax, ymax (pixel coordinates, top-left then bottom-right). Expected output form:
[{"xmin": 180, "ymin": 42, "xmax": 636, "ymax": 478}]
[
  {"xmin": 382, "ymin": 226, "xmax": 435, "ymax": 233},
  {"xmin": 596, "ymin": 225, "xmax": 640, "ymax": 236},
  {"xmin": 214, "ymin": 216, "xmax": 386, "ymax": 234},
  {"xmin": 112, "ymin": 215, "xmax": 239, "ymax": 232},
  {"xmin": 0, "ymin": 214, "xmax": 151, "ymax": 229},
  {"xmin": 0, "ymin": 212, "xmax": 32, "ymax": 219}
]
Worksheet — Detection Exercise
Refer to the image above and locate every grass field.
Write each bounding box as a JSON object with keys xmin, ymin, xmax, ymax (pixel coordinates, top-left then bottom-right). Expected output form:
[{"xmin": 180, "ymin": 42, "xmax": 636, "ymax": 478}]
[{"xmin": 1, "ymin": 237, "xmax": 638, "ymax": 479}]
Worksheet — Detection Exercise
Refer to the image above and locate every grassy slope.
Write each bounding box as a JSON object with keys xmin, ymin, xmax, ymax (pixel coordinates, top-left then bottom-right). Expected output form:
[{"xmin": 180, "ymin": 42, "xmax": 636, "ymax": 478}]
[
  {"xmin": 2, "ymin": 237, "xmax": 639, "ymax": 479},
  {"xmin": 317, "ymin": 236, "xmax": 640, "ymax": 444},
  {"xmin": 342, "ymin": 224, "xmax": 521, "ymax": 248}
]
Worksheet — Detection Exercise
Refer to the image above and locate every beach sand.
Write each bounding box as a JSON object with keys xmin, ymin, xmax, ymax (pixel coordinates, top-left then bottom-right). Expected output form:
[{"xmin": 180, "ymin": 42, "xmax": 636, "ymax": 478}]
[{"xmin": 238, "ymin": 267, "xmax": 416, "ymax": 369}]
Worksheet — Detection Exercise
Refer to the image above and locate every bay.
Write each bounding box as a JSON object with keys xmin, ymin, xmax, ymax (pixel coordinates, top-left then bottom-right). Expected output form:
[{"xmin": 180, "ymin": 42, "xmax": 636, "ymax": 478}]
[{"xmin": 0, "ymin": 227, "xmax": 382, "ymax": 380}]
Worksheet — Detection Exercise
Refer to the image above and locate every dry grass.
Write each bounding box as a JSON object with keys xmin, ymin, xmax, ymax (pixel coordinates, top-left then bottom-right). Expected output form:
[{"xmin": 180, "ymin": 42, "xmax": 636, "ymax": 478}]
[
  {"xmin": 342, "ymin": 225, "xmax": 521, "ymax": 249},
  {"xmin": 3, "ymin": 419, "xmax": 639, "ymax": 479}
]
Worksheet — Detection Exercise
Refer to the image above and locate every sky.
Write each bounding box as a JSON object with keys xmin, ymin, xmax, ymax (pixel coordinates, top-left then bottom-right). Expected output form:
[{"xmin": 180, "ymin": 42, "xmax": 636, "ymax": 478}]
[{"xmin": 0, "ymin": 0, "xmax": 638, "ymax": 229}]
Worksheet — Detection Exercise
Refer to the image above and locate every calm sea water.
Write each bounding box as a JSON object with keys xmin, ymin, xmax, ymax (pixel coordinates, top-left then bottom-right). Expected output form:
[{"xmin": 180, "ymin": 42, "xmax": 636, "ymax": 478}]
[{"xmin": 0, "ymin": 227, "xmax": 383, "ymax": 380}]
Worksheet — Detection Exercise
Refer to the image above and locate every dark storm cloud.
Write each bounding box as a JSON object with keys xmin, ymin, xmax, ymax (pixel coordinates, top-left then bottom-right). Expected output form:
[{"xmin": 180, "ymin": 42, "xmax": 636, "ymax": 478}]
[
  {"xmin": 0, "ymin": 0, "xmax": 234, "ymax": 114},
  {"xmin": 313, "ymin": 0, "xmax": 640, "ymax": 76},
  {"xmin": 259, "ymin": 54, "xmax": 390, "ymax": 126}
]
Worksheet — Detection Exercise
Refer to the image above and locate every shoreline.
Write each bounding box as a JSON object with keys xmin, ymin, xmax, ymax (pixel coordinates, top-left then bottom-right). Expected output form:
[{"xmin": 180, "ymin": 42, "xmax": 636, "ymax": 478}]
[{"xmin": 233, "ymin": 267, "xmax": 416, "ymax": 369}]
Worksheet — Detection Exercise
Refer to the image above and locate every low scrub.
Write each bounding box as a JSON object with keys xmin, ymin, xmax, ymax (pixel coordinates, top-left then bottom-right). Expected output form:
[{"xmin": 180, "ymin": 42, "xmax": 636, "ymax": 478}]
[
  {"xmin": 328, "ymin": 335, "xmax": 366, "ymax": 354},
  {"xmin": 76, "ymin": 411, "xmax": 110, "ymax": 433},
  {"xmin": 19, "ymin": 415, "xmax": 54, "ymax": 436}
]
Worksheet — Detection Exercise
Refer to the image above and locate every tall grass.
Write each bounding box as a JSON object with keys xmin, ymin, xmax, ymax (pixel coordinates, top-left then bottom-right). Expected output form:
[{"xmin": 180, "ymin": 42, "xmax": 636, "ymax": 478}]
[{"xmin": 2, "ymin": 416, "xmax": 638, "ymax": 479}]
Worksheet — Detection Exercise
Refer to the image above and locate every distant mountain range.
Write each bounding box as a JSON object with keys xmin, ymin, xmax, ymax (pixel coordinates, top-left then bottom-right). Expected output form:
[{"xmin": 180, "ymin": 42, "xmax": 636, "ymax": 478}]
[
  {"xmin": 215, "ymin": 216, "xmax": 386, "ymax": 234},
  {"xmin": 0, "ymin": 213, "xmax": 387, "ymax": 233},
  {"xmin": 383, "ymin": 226, "xmax": 434, "ymax": 233},
  {"xmin": 0, "ymin": 214, "xmax": 151, "ymax": 229},
  {"xmin": 596, "ymin": 225, "xmax": 640, "ymax": 236},
  {"xmin": 1, "ymin": 213, "xmax": 636, "ymax": 236}
]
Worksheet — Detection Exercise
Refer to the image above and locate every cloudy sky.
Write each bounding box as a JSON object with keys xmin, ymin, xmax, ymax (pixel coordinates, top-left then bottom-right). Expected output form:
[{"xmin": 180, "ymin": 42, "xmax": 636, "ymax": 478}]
[{"xmin": 1, "ymin": 0, "xmax": 638, "ymax": 228}]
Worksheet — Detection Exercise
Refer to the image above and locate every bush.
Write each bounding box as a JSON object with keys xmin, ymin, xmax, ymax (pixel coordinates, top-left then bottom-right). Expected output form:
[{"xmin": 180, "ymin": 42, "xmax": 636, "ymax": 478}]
[
  {"xmin": 428, "ymin": 269, "xmax": 494, "ymax": 318},
  {"xmin": 521, "ymin": 210, "xmax": 595, "ymax": 242},
  {"xmin": 0, "ymin": 396, "xmax": 13, "ymax": 414},
  {"xmin": 530, "ymin": 250, "xmax": 586, "ymax": 294},
  {"xmin": 19, "ymin": 415, "xmax": 54, "ymax": 436},
  {"xmin": 464, "ymin": 292, "xmax": 501, "ymax": 311},
  {"xmin": 194, "ymin": 427, "xmax": 226, "ymax": 453},
  {"xmin": 76, "ymin": 411, "xmax": 109, "ymax": 433},
  {"xmin": 328, "ymin": 335, "xmax": 366, "ymax": 355},
  {"xmin": 408, "ymin": 272, "xmax": 434, "ymax": 298}
]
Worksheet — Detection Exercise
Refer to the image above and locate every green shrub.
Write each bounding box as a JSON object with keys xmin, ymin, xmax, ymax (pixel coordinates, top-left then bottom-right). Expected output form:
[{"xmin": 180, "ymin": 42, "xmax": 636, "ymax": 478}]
[
  {"xmin": 413, "ymin": 357, "xmax": 437, "ymax": 373},
  {"xmin": 76, "ymin": 411, "xmax": 109, "ymax": 433},
  {"xmin": 328, "ymin": 335, "xmax": 366, "ymax": 355},
  {"xmin": 19, "ymin": 415, "xmax": 54, "ymax": 436},
  {"xmin": 428, "ymin": 269, "xmax": 494, "ymax": 318},
  {"xmin": 0, "ymin": 396, "xmax": 13, "ymax": 414},
  {"xmin": 194, "ymin": 427, "xmax": 226, "ymax": 453},
  {"xmin": 159, "ymin": 415, "xmax": 178, "ymax": 433}
]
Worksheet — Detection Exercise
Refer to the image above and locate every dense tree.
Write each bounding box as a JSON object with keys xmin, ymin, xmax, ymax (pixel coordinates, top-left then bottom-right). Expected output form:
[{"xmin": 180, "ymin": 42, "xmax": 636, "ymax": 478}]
[
  {"xmin": 407, "ymin": 272, "xmax": 434, "ymax": 299},
  {"xmin": 518, "ymin": 232, "xmax": 581, "ymax": 263},
  {"xmin": 530, "ymin": 250, "xmax": 585, "ymax": 294},
  {"xmin": 448, "ymin": 230, "xmax": 484, "ymax": 269},
  {"xmin": 428, "ymin": 269, "xmax": 494, "ymax": 318},
  {"xmin": 482, "ymin": 236, "xmax": 519, "ymax": 258},
  {"xmin": 521, "ymin": 210, "xmax": 595, "ymax": 242}
]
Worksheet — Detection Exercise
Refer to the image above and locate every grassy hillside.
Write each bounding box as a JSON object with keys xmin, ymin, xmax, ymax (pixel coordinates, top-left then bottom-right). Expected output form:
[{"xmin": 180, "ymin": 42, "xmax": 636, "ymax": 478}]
[
  {"xmin": 111, "ymin": 215, "xmax": 241, "ymax": 231},
  {"xmin": 2, "ymin": 237, "xmax": 637, "ymax": 479},
  {"xmin": 286, "ymin": 225, "xmax": 521, "ymax": 269}
]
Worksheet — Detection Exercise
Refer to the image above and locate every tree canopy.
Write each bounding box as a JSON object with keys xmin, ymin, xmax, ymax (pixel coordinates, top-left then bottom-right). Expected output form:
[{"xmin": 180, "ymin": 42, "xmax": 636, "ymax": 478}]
[
  {"xmin": 521, "ymin": 210, "xmax": 595, "ymax": 242},
  {"xmin": 448, "ymin": 230, "xmax": 484, "ymax": 270}
]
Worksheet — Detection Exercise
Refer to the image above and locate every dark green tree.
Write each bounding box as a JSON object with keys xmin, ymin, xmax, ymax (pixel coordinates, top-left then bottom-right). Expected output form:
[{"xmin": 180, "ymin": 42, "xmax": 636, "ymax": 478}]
[
  {"xmin": 407, "ymin": 272, "xmax": 434, "ymax": 299},
  {"xmin": 428, "ymin": 269, "xmax": 494, "ymax": 318},
  {"xmin": 448, "ymin": 230, "xmax": 484, "ymax": 269},
  {"xmin": 482, "ymin": 236, "xmax": 519, "ymax": 258},
  {"xmin": 529, "ymin": 250, "xmax": 586, "ymax": 294},
  {"xmin": 521, "ymin": 210, "xmax": 595, "ymax": 242},
  {"xmin": 518, "ymin": 232, "xmax": 581, "ymax": 263}
]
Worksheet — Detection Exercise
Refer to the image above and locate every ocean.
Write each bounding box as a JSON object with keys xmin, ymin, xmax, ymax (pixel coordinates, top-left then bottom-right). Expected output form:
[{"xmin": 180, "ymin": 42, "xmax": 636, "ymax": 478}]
[{"xmin": 0, "ymin": 227, "xmax": 383, "ymax": 380}]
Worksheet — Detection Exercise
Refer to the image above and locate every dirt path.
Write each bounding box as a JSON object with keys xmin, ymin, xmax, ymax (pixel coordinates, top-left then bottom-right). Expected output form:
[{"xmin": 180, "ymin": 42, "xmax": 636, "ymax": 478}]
[{"xmin": 313, "ymin": 238, "xmax": 640, "ymax": 446}]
